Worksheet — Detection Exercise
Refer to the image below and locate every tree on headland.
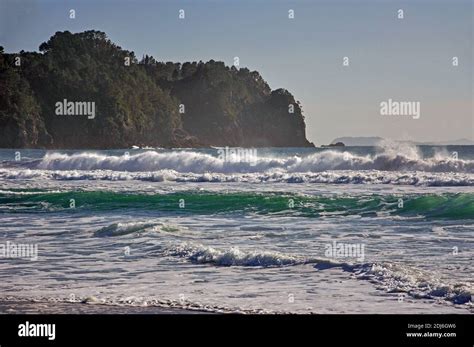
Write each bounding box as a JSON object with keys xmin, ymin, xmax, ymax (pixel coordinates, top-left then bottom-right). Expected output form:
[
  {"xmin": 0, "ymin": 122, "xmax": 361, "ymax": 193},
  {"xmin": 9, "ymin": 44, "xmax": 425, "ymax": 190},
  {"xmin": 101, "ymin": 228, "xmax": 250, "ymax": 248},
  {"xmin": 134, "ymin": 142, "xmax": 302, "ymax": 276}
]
[{"xmin": 0, "ymin": 46, "xmax": 50, "ymax": 147}]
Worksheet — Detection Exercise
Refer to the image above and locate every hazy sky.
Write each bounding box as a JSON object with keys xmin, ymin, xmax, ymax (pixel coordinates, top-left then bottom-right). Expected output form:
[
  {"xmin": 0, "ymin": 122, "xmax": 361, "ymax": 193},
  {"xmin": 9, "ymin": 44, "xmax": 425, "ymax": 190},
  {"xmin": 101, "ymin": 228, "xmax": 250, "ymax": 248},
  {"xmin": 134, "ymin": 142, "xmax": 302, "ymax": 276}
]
[{"xmin": 1, "ymin": 0, "xmax": 472, "ymax": 145}]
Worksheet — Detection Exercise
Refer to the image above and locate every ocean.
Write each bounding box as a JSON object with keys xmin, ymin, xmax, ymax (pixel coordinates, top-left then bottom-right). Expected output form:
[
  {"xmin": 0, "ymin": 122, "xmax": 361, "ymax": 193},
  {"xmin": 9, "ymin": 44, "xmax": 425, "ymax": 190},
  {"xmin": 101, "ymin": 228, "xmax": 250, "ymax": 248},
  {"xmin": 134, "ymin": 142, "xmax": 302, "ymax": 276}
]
[{"xmin": 0, "ymin": 144, "xmax": 472, "ymax": 313}]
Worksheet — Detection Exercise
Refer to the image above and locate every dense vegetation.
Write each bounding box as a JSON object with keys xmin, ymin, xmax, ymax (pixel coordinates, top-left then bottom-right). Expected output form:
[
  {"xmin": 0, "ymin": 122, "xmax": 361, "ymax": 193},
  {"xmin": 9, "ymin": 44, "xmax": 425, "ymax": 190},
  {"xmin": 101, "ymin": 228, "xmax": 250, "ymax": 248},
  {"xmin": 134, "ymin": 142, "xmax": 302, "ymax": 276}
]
[{"xmin": 0, "ymin": 30, "xmax": 313, "ymax": 148}]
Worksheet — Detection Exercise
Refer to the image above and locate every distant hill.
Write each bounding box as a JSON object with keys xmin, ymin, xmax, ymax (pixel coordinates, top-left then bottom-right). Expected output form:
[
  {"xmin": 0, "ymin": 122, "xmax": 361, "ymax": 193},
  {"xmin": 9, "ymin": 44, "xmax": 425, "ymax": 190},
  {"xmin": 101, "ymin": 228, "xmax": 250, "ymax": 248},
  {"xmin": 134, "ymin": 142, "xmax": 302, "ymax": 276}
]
[
  {"xmin": 413, "ymin": 138, "xmax": 474, "ymax": 146},
  {"xmin": 330, "ymin": 137, "xmax": 384, "ymax": 146},
  {"xmin": 0, "ymin": 30, "xmax": 313, "ymax": 149},
  {"xmin": 330, "ymin": 137, "xmax": 474, "ymax": 146}
]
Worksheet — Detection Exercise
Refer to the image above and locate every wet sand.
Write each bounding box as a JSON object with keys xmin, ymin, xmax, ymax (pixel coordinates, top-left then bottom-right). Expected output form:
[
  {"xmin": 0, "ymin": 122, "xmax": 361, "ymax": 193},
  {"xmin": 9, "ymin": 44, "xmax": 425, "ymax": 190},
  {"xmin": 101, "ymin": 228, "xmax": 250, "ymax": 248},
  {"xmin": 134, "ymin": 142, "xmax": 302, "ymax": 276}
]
[{"xmin": 0, "ymin": 300, "xmax": 214, "ymax": 314}]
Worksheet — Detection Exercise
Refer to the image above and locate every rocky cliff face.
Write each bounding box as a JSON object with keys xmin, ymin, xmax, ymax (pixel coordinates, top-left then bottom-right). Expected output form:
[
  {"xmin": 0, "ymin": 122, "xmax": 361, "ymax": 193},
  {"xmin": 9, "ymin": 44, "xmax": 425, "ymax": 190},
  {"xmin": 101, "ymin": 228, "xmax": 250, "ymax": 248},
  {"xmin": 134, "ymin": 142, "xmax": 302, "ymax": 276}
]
[{"xmin": 0, "ymin": 30, "xmax": 314, "ymax": 149}]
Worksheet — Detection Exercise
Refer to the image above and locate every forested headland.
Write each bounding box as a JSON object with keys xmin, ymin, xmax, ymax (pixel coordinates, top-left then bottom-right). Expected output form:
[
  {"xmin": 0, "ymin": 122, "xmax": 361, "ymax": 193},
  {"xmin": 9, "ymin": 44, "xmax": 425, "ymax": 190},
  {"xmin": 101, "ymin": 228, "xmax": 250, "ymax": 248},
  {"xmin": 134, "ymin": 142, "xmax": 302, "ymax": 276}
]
[{"xmin": 0, "ymin": 30, "xmax": 314, "ymax": 148}]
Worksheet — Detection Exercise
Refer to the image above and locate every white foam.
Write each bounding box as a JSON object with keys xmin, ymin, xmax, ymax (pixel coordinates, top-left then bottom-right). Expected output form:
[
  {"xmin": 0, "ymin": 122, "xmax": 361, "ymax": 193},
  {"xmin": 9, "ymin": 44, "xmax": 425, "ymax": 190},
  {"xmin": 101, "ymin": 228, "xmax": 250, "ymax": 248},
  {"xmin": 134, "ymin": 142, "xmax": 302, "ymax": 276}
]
[
  {"xmin": 93, "ymin": 220, "xmax": 193, "ymax": 236},
  {"xmin": 166, "ymin": 243, "xmax": 473, "ymax": 305},
  {"xmin": 166, "ymin": 242, "xmax": 323, "ymax": 267},
  {"xmin": 354, "ymin": 262, "xmax": 473, "ymax": 305},
  {"xmin": 94, "ymin": 221, "xmax": 160, "ymax": 237},
  {"xmin": 1, "ymin": 168, "xmax": 472, "ymax": 186}
]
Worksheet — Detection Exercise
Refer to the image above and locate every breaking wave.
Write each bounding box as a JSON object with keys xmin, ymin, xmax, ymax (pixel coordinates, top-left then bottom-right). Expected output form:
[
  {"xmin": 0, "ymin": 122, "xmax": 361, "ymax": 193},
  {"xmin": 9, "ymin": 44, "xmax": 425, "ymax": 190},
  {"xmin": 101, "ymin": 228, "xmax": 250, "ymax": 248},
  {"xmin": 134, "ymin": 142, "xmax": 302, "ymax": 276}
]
[
  {"xmin": 1, "ymin": 168, "xmax": 473, "ymax": 186},
  {"xmin": 165, "ymin": 242, "xmax": 321, "ymax": 267},
  {"xmin": 17, "ymin": 145, "xmax": 474, "ymax": 174},
  {"xmin": 167, "ymin": 243, "xmax": 473, "ymax": 305}
]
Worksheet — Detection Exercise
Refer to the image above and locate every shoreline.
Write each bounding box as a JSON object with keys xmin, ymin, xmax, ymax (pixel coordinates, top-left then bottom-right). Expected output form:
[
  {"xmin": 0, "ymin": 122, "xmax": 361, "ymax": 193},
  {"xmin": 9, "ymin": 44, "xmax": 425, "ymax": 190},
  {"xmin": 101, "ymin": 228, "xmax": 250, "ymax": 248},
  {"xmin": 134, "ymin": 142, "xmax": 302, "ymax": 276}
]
[{"xmin": 0, "ymin": 300, "xmax": 215, "ymax": 315}]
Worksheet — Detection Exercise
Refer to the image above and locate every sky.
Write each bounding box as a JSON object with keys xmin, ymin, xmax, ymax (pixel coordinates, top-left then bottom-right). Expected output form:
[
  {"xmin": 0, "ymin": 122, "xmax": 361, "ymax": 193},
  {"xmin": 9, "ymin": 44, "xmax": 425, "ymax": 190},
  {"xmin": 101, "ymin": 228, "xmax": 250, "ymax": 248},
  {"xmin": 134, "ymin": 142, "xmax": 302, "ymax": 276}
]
[{"xmin": 1, "ymin": 0, "xmax": 472, "ymax": 145}]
